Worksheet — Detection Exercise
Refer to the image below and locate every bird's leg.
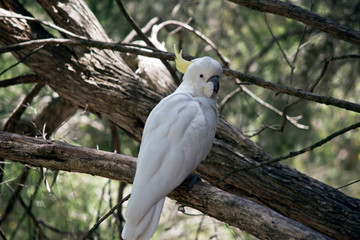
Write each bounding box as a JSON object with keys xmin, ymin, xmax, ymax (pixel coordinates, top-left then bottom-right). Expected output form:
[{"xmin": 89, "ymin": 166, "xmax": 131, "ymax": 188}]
[{"xmin": 185, "ymin": 173, "xmax": 202, "ymax": 190}]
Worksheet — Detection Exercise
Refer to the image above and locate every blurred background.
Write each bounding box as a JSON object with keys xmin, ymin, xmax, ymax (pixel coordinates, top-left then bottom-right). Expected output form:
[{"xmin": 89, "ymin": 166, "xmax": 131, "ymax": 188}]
[{"xmin": 1, "ymin": 0, "xmax": 360, "ymax": 239}]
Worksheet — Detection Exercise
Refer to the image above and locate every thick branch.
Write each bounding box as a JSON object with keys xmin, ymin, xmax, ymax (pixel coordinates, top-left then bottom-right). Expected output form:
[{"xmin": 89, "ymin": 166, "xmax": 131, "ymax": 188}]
[
  {"xmin": 1, "ymin": 2, "xmax": 360, "ymax": 239},
  {"xmin": 0, "ymin": 131, "xmax": 330, "ymax": 240},
  {"xmin": 228, "ymin": 0, "xmax": 360, "ymax": 46}
]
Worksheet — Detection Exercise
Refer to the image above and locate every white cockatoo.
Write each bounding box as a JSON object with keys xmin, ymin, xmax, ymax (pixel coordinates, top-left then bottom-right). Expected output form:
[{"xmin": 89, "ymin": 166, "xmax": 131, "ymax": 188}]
[{"xmin": 121, "ymin": 45, "xmax": 222, "ymax": 240}]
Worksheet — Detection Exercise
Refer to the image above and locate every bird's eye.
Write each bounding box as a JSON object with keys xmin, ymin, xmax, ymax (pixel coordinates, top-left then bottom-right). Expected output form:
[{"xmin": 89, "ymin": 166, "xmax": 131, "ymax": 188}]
[{"xmin": 200, "ymin": 74, "xmax": 204, "ymax": 78}]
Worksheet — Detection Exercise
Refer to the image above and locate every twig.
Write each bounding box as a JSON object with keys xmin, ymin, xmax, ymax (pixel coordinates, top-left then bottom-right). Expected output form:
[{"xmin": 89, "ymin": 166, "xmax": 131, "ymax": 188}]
[
  {"xmin": 122, "ymin": 17, "xmax": 159, "ymax": 43},
  {"xmin": 0, "ymin": 167, "xmax": 30, "ymax": 225},
  {"xmin": 195, "ymin": 215, "xmax": 205, "ymax": 240},
  {"xmin": 18, "ymin": 196, "xmax": 80, "ymax": 238},
  {"xmin": 0, "ymin": 45, "xmax": 43, "ymax": 76},
  {"xmin": 153, "ymin": 20, "xmax": 230, "ymax": 67},
  {"xmin": 178, "ymin": 206, "xmax": 204, "ymax": 217},
  {"xmin": 83, "ymin": 194, "xmax": 130, "ymax": 239},
  {"xmin": 228, "ymin": 0, "xmax": 360, "ymax": 46},
  {"xmin": 332, "ymin": 179, "xmax": 360, "ymax": 191},
  {"xmin": 0, "ymin": 74, "xmax": 39, "ymax": 88},
  {"xmin": 219, "ymin": 87, "xmax": 242, "ymax": 110},
  {"xmin": 8, "ymin": 171, "xmax": 41, "ymax": 240},
  {"xmin": 264, "ymin": 13, "xmax": 292, "ymax": 68},
  {"xmin": 280, "ymin": 1, "xmax": 314, "ymax": 130},
  {"xmin": 115, "ymin": 0, "xmax": 180, "ymax": 85},
  {"xmin": 281, "ymin": 53, "xmax": 360, "ymax": 129},
  {"xmin": 243, "ymin": 29, "xmax": 311, "ymax": 73},
  {"xmin": 242, "ymin": 86, "xmax": 308, "ymax": 129},
  {"xmin": 109, "ymin": 122, "xmax": 127, "ymax": 239},
  {"xmin": 4, "ymin": 82, "xmax": 45, "ymax": 132},
  {"xmin": 0, "ymin": 13, "xmax": 87, "ymax": 40},
  {"xmin": 219, "ymin": 85, "xmax": 308, "ymax": 129},
  {"xmin": 117, "ymin": 182, "xmax": 127, "ymax": 239},
  {"xmin": 1, "ymin": 80, "xmax": 43, "ymax": 188},
  {"xmin": 217, "ymin": 121, "xmax": 360, "ymax": 184},
  {"xmin": 226, "ymin": 68, "xmax": 360, "ymax": 113},
  {"xmin": 0, "ymin": 228, "xmax": 6, "ymax": 240},
  {"xmin": 94, "ymin": 180, "xmax": 109, "ymax": 238},
  {"xmin": 0, "ymin": 38, "xmax": 171, "ymax": 59}
]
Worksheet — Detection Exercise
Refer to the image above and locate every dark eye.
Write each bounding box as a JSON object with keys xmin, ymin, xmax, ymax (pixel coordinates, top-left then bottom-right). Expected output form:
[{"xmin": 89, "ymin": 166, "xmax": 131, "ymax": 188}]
[{"xmin": 200, "ymin": 74, "xmax": 204, "ymax": 78}]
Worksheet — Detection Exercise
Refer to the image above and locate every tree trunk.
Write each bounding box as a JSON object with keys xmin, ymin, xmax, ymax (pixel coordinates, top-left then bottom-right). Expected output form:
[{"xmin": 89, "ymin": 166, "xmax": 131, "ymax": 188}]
[{"xmin": 0, "ymin": 1, "xmax": 359, "ymax": 239}]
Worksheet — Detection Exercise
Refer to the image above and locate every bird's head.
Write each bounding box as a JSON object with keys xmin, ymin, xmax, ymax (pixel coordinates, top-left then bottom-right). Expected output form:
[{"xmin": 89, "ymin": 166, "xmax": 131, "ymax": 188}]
[{"xmin": 174, "ymin": 45, "xmax": 222, "ymax": 98}]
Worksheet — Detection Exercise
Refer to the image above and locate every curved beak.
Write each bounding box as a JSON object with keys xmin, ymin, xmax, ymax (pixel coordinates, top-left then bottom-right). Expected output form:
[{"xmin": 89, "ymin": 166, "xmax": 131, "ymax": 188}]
[{"xmin": 207, "ymin": 75, "xmax": 220, "ymax": 94}]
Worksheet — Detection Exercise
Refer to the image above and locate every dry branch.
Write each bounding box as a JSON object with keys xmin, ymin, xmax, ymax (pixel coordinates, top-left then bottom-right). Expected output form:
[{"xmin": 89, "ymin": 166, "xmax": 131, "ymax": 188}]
[
  {"xmin": 228, "ymin": 0, "xmax": 360, "ymax": 46},
  {"xmin": 0, "ymin": 131, "xmax": 330, "ymax": 240},
  {"xmin": 115, "ymin": 0, "xmax": 180, "ymax": 85}
]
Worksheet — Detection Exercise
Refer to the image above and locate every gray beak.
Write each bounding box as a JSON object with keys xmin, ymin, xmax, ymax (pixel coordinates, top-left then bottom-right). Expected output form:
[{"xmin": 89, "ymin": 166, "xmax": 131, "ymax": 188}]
[{"xmin": 207, "ymin": 75, "xmax": 220, "ymax": 94}]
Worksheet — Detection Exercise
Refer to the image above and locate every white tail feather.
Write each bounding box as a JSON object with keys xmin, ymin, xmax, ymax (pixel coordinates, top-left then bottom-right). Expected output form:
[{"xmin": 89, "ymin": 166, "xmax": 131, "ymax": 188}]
[{"xmin": 122, "ymin": 198, "xmax": 165, "ymax": 240}]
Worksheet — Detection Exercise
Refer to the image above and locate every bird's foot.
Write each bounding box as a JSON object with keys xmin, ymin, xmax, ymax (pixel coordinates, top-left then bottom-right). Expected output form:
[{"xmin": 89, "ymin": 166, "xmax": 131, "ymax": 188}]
[{"xmin": 185, "ymin": 173, "xmax": 202, "ymax": 190}]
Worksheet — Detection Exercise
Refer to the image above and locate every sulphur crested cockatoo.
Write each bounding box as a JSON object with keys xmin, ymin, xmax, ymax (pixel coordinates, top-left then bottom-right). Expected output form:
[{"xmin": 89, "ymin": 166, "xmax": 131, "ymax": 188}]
[{"xmin": 121, "ymin": 46, "xmax": 222, "ymax": 240}]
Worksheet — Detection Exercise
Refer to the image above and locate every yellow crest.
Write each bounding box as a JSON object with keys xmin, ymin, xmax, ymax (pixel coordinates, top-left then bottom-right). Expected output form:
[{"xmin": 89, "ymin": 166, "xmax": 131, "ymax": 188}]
[{"xmin": 174, "ymin": 44, "xmax": 192, "ymax": 74}]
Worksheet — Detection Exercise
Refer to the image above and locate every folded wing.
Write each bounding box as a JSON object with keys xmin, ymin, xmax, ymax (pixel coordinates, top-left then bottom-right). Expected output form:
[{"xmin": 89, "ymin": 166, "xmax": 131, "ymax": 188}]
[{"xmin": 124, "ymin": 92, "xmax": 218, "ymax": 232}]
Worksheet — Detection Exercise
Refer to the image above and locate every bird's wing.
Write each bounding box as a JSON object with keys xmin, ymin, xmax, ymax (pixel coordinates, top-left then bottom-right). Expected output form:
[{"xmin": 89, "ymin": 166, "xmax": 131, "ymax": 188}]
[{"xmin": 126, "ymin": 92, "xmax": 218, "ymax": 223}]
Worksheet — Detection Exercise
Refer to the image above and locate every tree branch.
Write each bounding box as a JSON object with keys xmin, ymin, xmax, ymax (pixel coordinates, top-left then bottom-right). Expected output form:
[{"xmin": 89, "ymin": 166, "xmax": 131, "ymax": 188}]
[
  {"xmin": 1, "ymin": 36, "xmax": 359, "ymax": 114},
  {"xmin": 1, "ymin": 3, "xmax": 360, "ymax": 239},
  {"xmin": 3, "ymin": 83, "xmax": 45, "ymax": 131},
  {"xmin": 214, "ymin": 121, "xmax": 360, "ymax": 179},
  {"xmin": 153, "ymin": 20, "xmax": 230, "ymax": 67},
  {"xmin": 225, "ymin": 68, "xmax": 360, "ymax": 113},
  {"xmin": 228, "ymin": 0, "xmax": 360, "ymax": 46},
  {"xmin": 115, "ymin": 0, "xmax": 180, "ymax": 85},
  {"xmin": 84, "ymin": 194, "xmax": 130, "ymax": 239},
  {"xmin": 0, "ymin": 74, "xmax": 39, "ymax": 88},
  {"xmin": 0, "ymin": 131, "xmax": 331, "ymax": 240}
]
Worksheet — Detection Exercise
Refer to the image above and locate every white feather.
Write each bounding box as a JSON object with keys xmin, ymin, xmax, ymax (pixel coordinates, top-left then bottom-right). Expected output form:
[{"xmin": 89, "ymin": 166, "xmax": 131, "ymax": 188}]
[{"xmin": 122, "ymin": 56, "xmax": 222, "ymax": 240}]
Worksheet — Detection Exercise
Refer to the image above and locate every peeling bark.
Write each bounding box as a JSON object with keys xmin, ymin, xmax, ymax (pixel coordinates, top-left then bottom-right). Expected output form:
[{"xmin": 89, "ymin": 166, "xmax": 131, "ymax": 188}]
[{"xmin": 0, "ymin": 1, "xmax": 359, "ymax": 239}]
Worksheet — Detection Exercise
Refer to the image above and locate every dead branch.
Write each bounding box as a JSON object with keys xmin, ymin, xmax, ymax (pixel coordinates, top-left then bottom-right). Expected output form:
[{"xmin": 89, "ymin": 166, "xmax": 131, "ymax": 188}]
[
  {"xmin": 228, "ymin": 0, "xmax": 360, "ymax": 46},
  {"xmin": 153, "ymin": 20, "xmax": 230, "ymax": 67},
  {"xmin": 115, "ymin": 0, "xmax": 180, "ymax": 85},
  {"xmin": 122, "ymin": 17, "xmax": 159, "ymax": 43},
  {"xmin": 219, "ymin": 85, "xmax": 308, "ymax": 129}
]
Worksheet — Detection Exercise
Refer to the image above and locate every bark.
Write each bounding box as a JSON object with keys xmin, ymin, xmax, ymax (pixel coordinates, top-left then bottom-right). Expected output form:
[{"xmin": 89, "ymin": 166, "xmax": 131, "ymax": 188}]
[
  {"xmin": 0, "ymin": 131, "xmax": 331, "ymax": 240},
  {"xmin": 0, "ymin": 74, "xmax": 39, "ymax": 87},
  {"xmin": 35, "ymin": 97, "xmax": 78, "ymax": 137},
  {"xmin": 0, "ymin": 1, "xmax": 360, "ymax": 239}
]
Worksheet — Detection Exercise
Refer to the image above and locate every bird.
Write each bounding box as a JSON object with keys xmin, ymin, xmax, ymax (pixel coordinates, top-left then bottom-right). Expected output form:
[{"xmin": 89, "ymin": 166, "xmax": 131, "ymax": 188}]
[{"xmin": 121, "ymin": 45, "xmax": 222, "ymax": 240}]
